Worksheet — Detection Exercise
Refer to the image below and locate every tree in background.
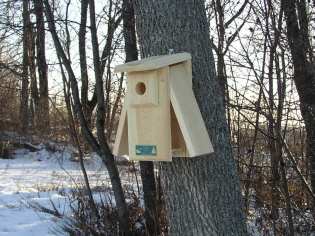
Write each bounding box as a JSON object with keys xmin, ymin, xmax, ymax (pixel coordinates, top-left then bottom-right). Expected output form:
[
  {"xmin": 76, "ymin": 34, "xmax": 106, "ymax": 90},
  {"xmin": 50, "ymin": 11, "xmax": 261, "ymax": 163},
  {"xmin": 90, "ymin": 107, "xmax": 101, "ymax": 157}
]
[
  {"xmin": 43, "ymin": 0, "xmax": 131, "ymax": 233},
  {"xmin": 282, "ymin": 0, "xmax": 315, "ymax": 217},
  {"xmin": 34, "ymin": 0, "xmax": 50, "ymax": 133},
  {"xmin": 20, "ymin": 0, "xmax": 50, "ymax": 134},
  {"xmin": 20, "ymin": 0, "xmax": 30, "ymax": 133}
]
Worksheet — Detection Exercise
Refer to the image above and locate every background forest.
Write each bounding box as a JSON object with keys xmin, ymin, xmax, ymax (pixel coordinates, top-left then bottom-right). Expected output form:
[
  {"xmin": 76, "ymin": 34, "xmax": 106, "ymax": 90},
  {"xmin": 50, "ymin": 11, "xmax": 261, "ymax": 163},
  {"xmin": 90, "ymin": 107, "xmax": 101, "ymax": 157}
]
[{"xmin": 0, "ymin": 0, "xmax": 314, "ymax": 235}]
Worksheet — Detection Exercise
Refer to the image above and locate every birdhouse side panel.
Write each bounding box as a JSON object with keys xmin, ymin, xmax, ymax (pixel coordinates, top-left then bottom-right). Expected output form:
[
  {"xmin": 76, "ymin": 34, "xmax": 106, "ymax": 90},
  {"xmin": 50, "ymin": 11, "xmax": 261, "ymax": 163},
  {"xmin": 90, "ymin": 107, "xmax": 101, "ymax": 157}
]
[
  {"xmin": 169, "ymin": 64, "xmax": 214, "ymax": 157},
  {"xmin": 112, "ymin": 102, "xmax": 129, "ymax": 156},
  {"xmin": 169, "ymin": 60, "xmax": 192, "ymax": 88}
]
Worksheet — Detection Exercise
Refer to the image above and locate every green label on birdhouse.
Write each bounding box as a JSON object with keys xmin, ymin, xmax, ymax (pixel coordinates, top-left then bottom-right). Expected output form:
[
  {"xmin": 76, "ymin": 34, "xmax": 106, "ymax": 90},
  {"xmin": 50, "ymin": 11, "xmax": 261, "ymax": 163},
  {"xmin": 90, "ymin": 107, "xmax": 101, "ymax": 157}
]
[{"xmin": 135, "ymin": 145, "xmax": 157, "ymax": 156}]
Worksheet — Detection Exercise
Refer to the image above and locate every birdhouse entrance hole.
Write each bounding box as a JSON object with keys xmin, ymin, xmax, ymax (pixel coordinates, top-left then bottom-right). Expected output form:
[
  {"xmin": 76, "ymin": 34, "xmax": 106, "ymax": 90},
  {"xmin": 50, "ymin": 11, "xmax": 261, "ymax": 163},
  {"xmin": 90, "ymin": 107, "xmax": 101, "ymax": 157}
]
[{"xmin": 136, "ymin": 82, "xmax": 146, "ymax": 95}]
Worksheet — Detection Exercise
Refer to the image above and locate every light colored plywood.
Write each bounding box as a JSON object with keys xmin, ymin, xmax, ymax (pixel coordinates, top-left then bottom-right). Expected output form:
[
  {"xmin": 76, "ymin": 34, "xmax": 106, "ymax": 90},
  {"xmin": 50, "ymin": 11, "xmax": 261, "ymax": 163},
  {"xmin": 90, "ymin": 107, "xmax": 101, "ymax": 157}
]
[
  {"xmin": 128, "ymin": 70, "xmax": 159, "ymax": 107},
  {"xmin": 115, "ymin": 53, "xmax": 191, "ymax": 73},
  {"xmin": 183, "ymin": 60, "xmax": 192, "ymax": 87},
  {"xmin": 113, "ymin": 53, "xmax": 213, "ymax": 161},
  {"xmin": 169, "ymin": 61, "xmax": 192, "ymax": 87},
  {"xmin": 169, "ymin": 64, "xmax": 214, "ymax": 157},
  {"xmin": 112, "ymin": 103, "xmax": 129, "ymax": 156},
  {"xmin": 127, "ymin": 68, "xmax": 172, "ymax": 161}
]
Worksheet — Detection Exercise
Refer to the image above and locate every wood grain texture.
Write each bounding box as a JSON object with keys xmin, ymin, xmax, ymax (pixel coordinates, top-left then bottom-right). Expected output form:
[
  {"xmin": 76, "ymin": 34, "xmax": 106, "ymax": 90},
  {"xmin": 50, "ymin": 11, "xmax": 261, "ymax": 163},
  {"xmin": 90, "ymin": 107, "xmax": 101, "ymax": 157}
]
[
  {"xmin": 112, "ymin": 102, "xmax": 129, "ymax": 156},
  {"xmin": 128, "ymin": 70, "xmax": 159, "ymax": 107},
  {"xmin": 127, "ymin": 68, "xmax": 172, "ymax": 161},
  {"xmin": 169, "ymin": 63, "xmax": 214, "ymax": 157}
]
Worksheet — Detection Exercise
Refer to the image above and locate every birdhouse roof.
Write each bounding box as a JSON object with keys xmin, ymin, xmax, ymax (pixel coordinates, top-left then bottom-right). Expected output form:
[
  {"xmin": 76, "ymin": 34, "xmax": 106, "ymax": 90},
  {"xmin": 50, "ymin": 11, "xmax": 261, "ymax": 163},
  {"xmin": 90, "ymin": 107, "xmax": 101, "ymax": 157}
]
[{"xmin": 114, "ymin": 52, "xmax": 191, "ymax": 73}]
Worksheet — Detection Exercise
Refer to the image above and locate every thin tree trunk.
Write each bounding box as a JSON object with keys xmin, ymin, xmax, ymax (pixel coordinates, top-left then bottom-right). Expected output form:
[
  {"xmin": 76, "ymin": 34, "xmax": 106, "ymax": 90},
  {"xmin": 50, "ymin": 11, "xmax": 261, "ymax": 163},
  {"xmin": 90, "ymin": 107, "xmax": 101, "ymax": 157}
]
[
  {"xmin": 267, "ymin": 38, "xmax": 280, "ymax": 236},
  {"xmin": 20, "ymin": 0, "xmax": 30, "ymax": 133},
  {"xmin": 274, "ymin": 49, "xmax": 295, "ymax": 235},
  {"xmin": 29, "ymin": 26, "xmax": 39, "ymax": 129},
  {"xmin": 133, "ymin": 1, "xmax": 248, "ymax": 235},
  {"xmin": 34, "ymin": 0, "xmax": 50, "ymax": 134},
  {"xmin": 279, "ymin": 158, "xmax": 295, "ymax": 235},
  {"xmin": 58, "ymin": 54, "xmax": 99, "ymax": 220},
  {"xmin": 214, "ymin": 0, "xmax": 227, "ymax": 102},
  {"xmin": 243, "ymin": 32, "xmax": 268, "ymax": 213},
  {"xmin": 282, "ymin": 0, "xmax": 315, "ymax": 218},
  {"xmin": 79, "ymin": 0, "xmax": 90, "ymax": 124},
  {"xmin": 212, "ymin": 0, "xmax": 249, "ymax": 133},
  {"xmin": 244, "ymin": 87, "xmax": 262, "ymax": 213},
  {"xmin": 89, "ymin": 0, "xmax": 130, "ymax": 232},
  {"xmin": 122, "ymin": 0, "xmax": 160, "ymax": 235},
  {"xmin": 43, "ymin": 1, "xmax": 131, "ymax": 233}
]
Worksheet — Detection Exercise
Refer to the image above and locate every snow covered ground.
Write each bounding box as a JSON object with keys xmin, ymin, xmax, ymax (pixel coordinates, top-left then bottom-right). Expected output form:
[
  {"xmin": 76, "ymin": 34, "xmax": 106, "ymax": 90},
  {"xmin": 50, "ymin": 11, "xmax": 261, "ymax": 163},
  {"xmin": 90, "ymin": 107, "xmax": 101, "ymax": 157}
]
[
  {"xmin": 0, "ymin": 144, "xmax": 313, "ymax": 236},
  {"xmin": 0, "ymin": 145, "xmax": 264, "ymax": 236},
  {"xmin": 0, "ymin": 146, "xmax": 137, "ymax": 236}
]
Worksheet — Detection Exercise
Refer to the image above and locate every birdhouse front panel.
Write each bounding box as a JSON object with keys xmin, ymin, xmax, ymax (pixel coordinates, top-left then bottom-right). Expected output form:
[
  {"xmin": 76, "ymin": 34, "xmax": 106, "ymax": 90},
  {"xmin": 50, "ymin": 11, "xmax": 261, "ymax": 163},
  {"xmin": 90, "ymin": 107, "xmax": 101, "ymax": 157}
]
[
  {"xmin": 128, "ymin": 70, "xmax": 159, "ymax": 107},
  {"xmin": 127, "ymin": 68, "xmax": 172, "ymax": 161}
]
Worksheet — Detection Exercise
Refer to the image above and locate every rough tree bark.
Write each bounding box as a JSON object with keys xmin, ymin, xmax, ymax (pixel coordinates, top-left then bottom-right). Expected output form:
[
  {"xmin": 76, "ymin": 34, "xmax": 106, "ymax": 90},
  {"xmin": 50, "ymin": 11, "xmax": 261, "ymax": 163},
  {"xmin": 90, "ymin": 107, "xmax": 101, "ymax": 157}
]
[
  {"xmin": 122, "ymin": 0, "xmax": 138, "ymax": 63},
  {"xmin": 78, "ymin": 0, "xmax": 91, "ymax": 124},
  {"xmin": 282, "ymin": 0, "xmax": 315, "ymax": 217},
  {"xmin": 133, "ymin": 0, "xmax": 248, "ymax": 235},
  {"xmin": 34, "ymin": 0, "xmax": 50, "ymax": 133}
]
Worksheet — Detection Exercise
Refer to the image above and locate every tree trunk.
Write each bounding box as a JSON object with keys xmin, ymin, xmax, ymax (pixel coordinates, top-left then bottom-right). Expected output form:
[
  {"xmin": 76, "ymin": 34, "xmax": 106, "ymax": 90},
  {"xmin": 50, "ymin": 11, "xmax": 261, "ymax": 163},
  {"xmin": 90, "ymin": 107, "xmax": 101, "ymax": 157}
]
[
  {"xmin": 43, "ymin": 1, "xmax": 131, "ymax": 233},
  {"xmin": 89, "ymin": 0, "xmax": 131, "ymax": 232},
  {"xmin": 122, "ymin": 0, "xmax": 159, "ymax": 235},
  {"xmin": 276, "ymin": 48, "xmax": 295, "ymax": 236},
  {"xmin": 267, "ymin": 32, "xmax": 280, "ymax": 234},
  {"xmin": 133, "ymin": 0, "xmax": 248, "ymax": 235},
  {"xmin": 79, "ymin": 0, "xmax": 90, "ymax": 124},
  {"xmin": 34, "ymin": 0, "xmax": 50, "ymax": 134},
  {"xmin": 20, "ymin": 0, "xmax": 30, "ymax": 133},
  {"xmin": 282, "ymin": 0, "xmax": 315, "ymax": 218},
  {"xmin": 122, "ymin": 0, "xmax": 138, "ymax": 63},
  {"xmin": 29, "ymin": 26, "xmax": 39, "ymax": 129}
]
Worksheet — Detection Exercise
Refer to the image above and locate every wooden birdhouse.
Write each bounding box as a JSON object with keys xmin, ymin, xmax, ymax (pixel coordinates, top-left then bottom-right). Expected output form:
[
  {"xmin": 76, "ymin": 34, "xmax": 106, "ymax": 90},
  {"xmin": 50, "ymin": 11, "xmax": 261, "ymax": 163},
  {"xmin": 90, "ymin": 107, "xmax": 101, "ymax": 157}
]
[{"xmin": 112, "ymin": 52, "xmax": 213, "ymax": 161}]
